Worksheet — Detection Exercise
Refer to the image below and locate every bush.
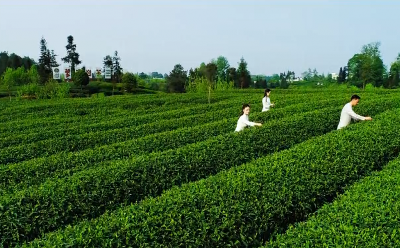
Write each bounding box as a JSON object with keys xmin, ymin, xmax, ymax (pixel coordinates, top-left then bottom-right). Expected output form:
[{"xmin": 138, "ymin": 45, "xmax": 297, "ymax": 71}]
[
  {"xmin": 122, "ymin": 72, "xmax": 137, "ymax": 93},
  {"xmin": 16, "ymin": 83, "xmax": 39, "ymax": 100},
  {"xmin": 73, "ymin": 68, "xmax": 89, "ymax": 90},
  {"xmin": 365, "ymin": 83, "xmax": 375, "ymax": 91},
  {"xmin": 27, "ymin": 65, "xmax": 40, "ymax": 85},
  {"xmin": 56, "ymin": 83, "xmax": 71, "ymax": 98}
]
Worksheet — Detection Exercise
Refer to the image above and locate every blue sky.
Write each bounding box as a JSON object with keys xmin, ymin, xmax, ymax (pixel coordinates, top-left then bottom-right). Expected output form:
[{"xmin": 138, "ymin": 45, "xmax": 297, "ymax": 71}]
[{"xmin": 0, "ymin": 0, "xmax": 399, "ymax": 76}]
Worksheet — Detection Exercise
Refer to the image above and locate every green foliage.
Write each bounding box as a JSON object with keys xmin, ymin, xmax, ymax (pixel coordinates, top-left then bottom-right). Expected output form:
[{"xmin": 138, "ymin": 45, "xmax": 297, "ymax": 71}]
[
  {"xmin": 1, "ymin": 68, "xmax": 16, "ymax": 100},
  {"xmin": 73, "ymin": 68, "xmax": 90, "ymax": 90},
  {"xmin": 166, "ymin": 64, "xmax": 187, "ymax": 93},
  {"xmin": 2, "ymin": 90, "xmax": 400, "ymax": 247},
  {"xmin": 265, "ymin": 156, "xmax": 400, "ymax": 247},
  {"xmin": 61, "ymin": 35, "xmax": 81, "ymax": 77},
  {"xmin": 364, "ymin": 83, "xmax": 375, "ymax": 91},
  {"xmin": 2, "ymin": 96, "xmax": 400, "ymax": 246},
  {"xmin": 27, "ymin": 64, "xmax": 40, "ymax": 85},
  {"xmin": 347, "ymin": 42, "xmax": 385, "ymax": 88},
  {"xmin": 215, "ymin": 56, "xmax": 230, "ymax": 82},
  {"xmin": 22, "ymin": 106, "xmax": 400, "ymax": 248},
  {"xmin": 122, "ymin": 72, "xmax": 137, "ymax": 93},
  {"xmin": 386, "ymin": 57, "xmax": 400, "ymax": 88},
  {"xmin": 112, "ymin": 51, "xmax": 122, "ymax": 83},
  {"xmin": 215, "ymin": 79, "xmax": 234, "ymax": 91},
  {"xmin": 146, "ymin": 78, "xmax": 167, "ymax": 92},
  {"xmin": 16, "ymin": 83, "xmax": 39, "ymax": 100},
  {"xmin": 0, "ymin": 98, "xmax": 329, "ymax": 195},
  {"xmin": 38, "ymin": 37, "xmax": 59, "ymax": 84},
  {"xmin": 237, "ymin": 57, "xmax": 251, "ymax": 88},
  {"xmin": 227, "ymin": 67, "xmax": 238, "ymax": 86},
  {"xmin": 56, "ymin": 82, "xmax": 71, "ymax": 99},
  {"xmin": 0, "ymin": 51, "xmax": 35, "ymax": 76},
  {"xmin": 186, "ymin": 77, "xmax": 234, "ymax": 94}
]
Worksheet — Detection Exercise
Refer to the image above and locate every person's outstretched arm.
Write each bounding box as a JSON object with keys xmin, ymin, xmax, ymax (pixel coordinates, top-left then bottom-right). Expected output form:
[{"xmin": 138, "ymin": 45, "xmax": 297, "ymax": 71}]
[{"xmin": 347, "ymin": 108, "xmax": 366, "ymax": 121}]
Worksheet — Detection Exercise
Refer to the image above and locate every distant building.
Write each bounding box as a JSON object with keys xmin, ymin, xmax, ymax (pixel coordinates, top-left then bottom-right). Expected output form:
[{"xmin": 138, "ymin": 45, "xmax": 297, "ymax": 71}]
[
  {"xmin": 292, "ymin": 77, "xmax": 303, "ymax": 82},
  {"xmin": 331, "ymin": 73, "xmax": 339, "ymax": 80}
]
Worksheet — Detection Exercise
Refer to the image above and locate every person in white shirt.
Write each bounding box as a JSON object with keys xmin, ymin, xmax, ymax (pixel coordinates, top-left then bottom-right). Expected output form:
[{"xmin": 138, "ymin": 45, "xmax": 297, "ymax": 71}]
[
  {"xmin": 235, "ymin": 104, "xmax": 262, "ymax": 132},
  {"xmin": 337, "ymin": 94, "xmax": 372, "ymax": 130},
  {"xmin": 262, "ymin": 88, "xmax": 275, "ymax": 112}
]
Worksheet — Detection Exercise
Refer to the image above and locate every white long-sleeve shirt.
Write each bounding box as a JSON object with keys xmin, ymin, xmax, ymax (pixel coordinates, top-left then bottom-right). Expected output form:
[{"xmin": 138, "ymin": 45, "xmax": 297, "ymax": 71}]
[
  {"xmin": 262, "ymin": 96, "xmax": 271, "ymax": 112},
  {"xmin": 337, "ymin": 102, "xmax": 366, "ymax": 130},
  {"xmin": 235, "ymin": 114, "xmax": 255, "ymax": 132}
]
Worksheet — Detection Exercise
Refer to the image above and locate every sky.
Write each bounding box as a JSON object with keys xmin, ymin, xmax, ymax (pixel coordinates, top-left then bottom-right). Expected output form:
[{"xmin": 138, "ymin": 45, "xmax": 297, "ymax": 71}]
[{"xmin": 0, "ymin": 0, "xmax": 399, "ymax": 76}]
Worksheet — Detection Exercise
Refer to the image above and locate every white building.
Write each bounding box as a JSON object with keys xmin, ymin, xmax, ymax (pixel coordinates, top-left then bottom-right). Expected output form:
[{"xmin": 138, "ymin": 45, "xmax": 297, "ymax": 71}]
[{"xmin": 331, "ymin": 73, "xmax": 339, "ymax": 80}]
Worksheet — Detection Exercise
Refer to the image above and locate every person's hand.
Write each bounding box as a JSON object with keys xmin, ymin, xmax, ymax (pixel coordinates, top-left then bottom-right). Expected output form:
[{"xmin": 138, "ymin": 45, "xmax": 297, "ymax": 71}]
[
  {"xmin": 365, "ymin": 116, "xmax": 372, "ymax": 121},
  {"xmin": 256, "ymin": 123, "xmax": 262, "ymax": 127}
]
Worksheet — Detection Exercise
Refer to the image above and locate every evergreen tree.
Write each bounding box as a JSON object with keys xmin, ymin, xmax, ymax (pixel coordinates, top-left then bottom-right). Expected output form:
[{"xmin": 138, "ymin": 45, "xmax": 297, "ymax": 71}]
[
  {"xmin": 338, "ymin": 67, "xmax": 343, "ymax": 83},
  {"xmin": 38, "ymin": 37, "xmax": 59, "ymax": 84},
  {"xmin": 227, "ymin": 67, "xmax": 238, "ymax": 87},
  {"xmin": 166, "ymin": 64, "xmax": 187, "ymax": 93},
  {"xmin": 237, "ymin": 57, "xmax": 251, "ymax": 88},
  {"xmin": 61, "ymin": 35, "xmax": 81, "ymax": 78},
  {"xmin": 112, "ymin": 51, "xmax": 123, "ymax": 83}
]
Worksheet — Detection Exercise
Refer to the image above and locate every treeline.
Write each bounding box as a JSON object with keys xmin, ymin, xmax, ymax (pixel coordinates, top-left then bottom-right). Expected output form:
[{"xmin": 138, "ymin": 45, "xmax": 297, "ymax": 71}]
[
  {"xmin": 1, "ymin": 38, "xmax": 399, "ymax": 100},
  {"xmin": 0, "ymin": 52, "xmax": 36, "ymax": 76},
  {"xmin": 301, "ymin": 42, "xmax": 400, "ymax": 89}
]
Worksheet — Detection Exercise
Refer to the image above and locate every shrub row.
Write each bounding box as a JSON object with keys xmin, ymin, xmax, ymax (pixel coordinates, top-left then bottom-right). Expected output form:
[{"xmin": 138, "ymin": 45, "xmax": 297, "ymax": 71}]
[
  {"xmin": 0, "ymin": 90, "xmax": 366, "ymax": 136},
  {"xmin": 0, "ymin": 97, "xmax": 347, "ymax": 194},
  {"xmin": 0, "ymin": 92, "xmax": 248, "ymax": 124},
  {"xmin": 1, "ymin": 98, "xmax": 395, "ymax": 246},
  {"xmin": 264, "ymin": 156, "xmax": 400, "ymax": 247},
  {"xmin": 21, "ymin": 107, "xmax": 400, "ymax": 248},
  {"xmin": 0, "ymin": 94, "xmax": 243, "ymax": 134},
  {"xmin": 0, "ymin": 97, "xmax": 262, "ymax": 148},
  {"xmin": 0, "ymin": 89, "xmax": 367, "ymax": 126},
  {"xmin": 0, "ymin": 90, "xmax": 347, "ymax": 146},
  {"xmin": 0, "ymin": 93, "xmax": 347, "ymax": 163},
  {"xmin": 0, "ymin": 99, "xmax": 263, "ymax": 164},
  {"xmin": 0, "ymin": 89, "xmax": 280, "ymax": 136}
]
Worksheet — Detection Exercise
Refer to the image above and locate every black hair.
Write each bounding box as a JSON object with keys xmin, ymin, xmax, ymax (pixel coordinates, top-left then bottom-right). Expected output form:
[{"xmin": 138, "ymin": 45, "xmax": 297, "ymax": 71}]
[
  {"xmin": 240, "ymin": 103, "xmax": 251, "ymax": 116},
  {"xmin": 264, "ymin": 88, "xmax": 271, "ymax": 97},
  {"xmin": 351, "ymin": 94, "xmax": 361, "ymax": 101}
]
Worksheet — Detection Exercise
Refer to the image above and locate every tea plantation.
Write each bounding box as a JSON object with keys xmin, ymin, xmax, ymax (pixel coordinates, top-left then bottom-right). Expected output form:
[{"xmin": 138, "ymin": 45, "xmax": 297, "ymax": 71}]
[{"xmin": 1, "ymin": 89, "xmax": 400, "ymax": 247}]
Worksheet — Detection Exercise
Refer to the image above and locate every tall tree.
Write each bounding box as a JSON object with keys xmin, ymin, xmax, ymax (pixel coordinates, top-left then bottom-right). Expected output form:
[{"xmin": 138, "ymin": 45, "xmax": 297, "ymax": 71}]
[
  {"xmin": 386, "ymin": 54, "xmax": 400, "ymax": 88},
  {"xmin": 338, "ymin": 67, "xmax": 343, "ymax": 83},
  {"xmin": 0, "ymin": 52, "xmax": 9, "ymax": 76},
  {"xmin": 347, "ymin": 42, "xmax": 385, "ymax": 88},
  {"xmin": 166, "ymin": 64, "xmax": 187, "ymax": 93},
  {"xmin": 38, "ymin": 37, "xmax": 59, "ymax": 84},
  {"xmin": 342, "ymin": 66, "xmax": 348, "ymax": 82},
  {"xmin": 1, "ymin": 68, "xmax": 15, "ymax": 101},
  {"xmin": 205, "ymin": 62, "xmax": 217, "ymax": 83},
  {"xmin": 61, "ymin": 35, "xmax": 81, "ymax": 78},
  {"xmin": 227, "ymin": 67, "xmax": 237, "ymax": 86},
  {"xmin": 139, "ymin": 72, "xmax": 148, "ymax": 79},
  {"xmin": 122, "ymin": 72, "xmax": 137, "ymax": 93},
  {"xmin": 215, "ymin": 56, "xmax": 230, "ymax": 82},
  {"xmin": 237, "ymin": 57, "xmax": 251, "ymax": 88},
  {"xmin": 8, "ymin": 53, "xmax": 22, "ymax": 69},
  {"xmin": 0, "ymin": 52, "xmax": 35, "ymax": 76},
  {"xmin": 198, "ymin": 62, "xmax": 207, "ymax": 78},
  {"xmin": 205, "ymin": 62, "xmax": 218, "ymax": 103},
  {"xmin": 112, "ymin": 51, "xmax": 123, "ymax": 83},
  {"xmin": 280, "ymin": 72, "xmax": 288, "ymax": 89}
]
